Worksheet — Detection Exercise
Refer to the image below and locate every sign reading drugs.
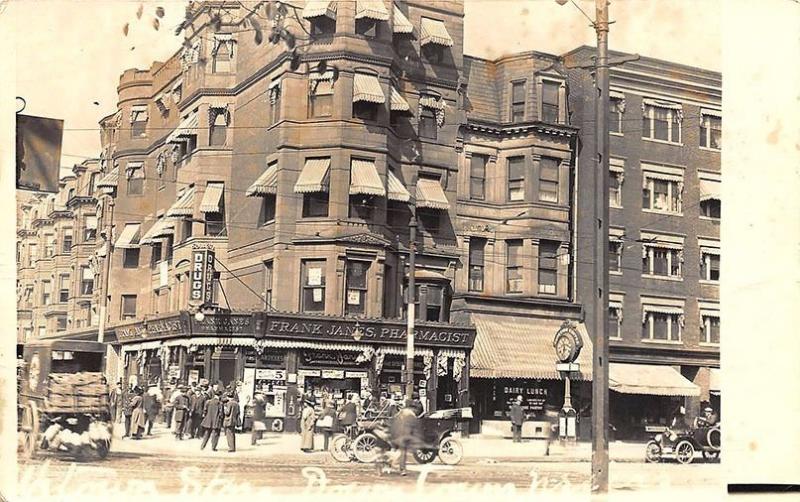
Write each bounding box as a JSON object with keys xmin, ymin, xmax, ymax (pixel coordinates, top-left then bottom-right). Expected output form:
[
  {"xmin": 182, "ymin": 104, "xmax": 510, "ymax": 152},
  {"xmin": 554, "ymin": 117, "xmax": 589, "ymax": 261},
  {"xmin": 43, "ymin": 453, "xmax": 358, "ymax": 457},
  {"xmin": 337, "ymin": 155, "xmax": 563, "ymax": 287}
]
[{"xmin": 190, "ymin": 247, "xmax": 216, "ymax": 306}]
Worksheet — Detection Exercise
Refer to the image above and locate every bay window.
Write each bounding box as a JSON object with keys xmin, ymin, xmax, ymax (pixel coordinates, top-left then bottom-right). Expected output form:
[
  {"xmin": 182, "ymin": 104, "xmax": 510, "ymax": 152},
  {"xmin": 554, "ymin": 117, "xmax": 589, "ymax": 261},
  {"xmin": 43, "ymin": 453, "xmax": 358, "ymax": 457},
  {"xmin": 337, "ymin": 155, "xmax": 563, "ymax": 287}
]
[
  {"xmin": 507, "ymin": 156, "xmax": 525, "ymax": 201},
  {"xmin": 468, "ymin": 238, "xmax": 486, "ymax": 292},
  {"xmin": 538, "ymin": 240, "xmax": 558, "ymax": 294},
  {"xmin": 538, "ymin": 157, "xmax": 559, "ymax": 203}
]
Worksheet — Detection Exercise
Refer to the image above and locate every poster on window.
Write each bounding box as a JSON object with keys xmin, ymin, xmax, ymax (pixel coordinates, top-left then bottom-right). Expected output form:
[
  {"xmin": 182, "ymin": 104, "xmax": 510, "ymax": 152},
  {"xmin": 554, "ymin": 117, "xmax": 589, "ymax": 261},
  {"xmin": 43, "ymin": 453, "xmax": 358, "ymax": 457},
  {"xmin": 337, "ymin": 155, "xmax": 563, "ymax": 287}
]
[
  {"xmin": 321, "ymin": 369, "xmax": 345, "ymax": 379},
  {"xmin": 313, "ymin": 288, "xmax": 323, "ymax": 302},
  {"xmin": 308, "ymin": 267, "xmax": 322, "ymax": 286},
  {"xmin": 347, "ymin": 289, "xmax": 361, "ymax": 306},
  {"xmin": 167, "ymin": 365, "xmax": 181, "ymax": 381},
  {"xmin": 242, "ymin": 367, "xmax": 256, "ymax": 402},
  {"xmin": 188, "ymin": 370, "xmax": 200, "ymax": 386},
  {"xmin": 256, "ymin": 369, "xmax": 286, "ymax": 381}
]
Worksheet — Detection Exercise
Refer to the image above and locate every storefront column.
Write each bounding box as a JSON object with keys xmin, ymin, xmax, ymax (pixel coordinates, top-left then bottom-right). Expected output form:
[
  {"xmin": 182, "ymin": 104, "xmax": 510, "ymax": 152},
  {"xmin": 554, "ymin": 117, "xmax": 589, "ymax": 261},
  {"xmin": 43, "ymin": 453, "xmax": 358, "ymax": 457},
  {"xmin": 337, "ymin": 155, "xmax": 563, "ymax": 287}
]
[
  {"xmin": 203, "ymin": 347, "xmax": 211, "ymax": 381},
  {"xmin": 285, "ymin": 349, "xmax": 299, "ymax": 433},
  {"xmin": 428, "ymin": 351, "xmax": 439, "ymax": 413}
]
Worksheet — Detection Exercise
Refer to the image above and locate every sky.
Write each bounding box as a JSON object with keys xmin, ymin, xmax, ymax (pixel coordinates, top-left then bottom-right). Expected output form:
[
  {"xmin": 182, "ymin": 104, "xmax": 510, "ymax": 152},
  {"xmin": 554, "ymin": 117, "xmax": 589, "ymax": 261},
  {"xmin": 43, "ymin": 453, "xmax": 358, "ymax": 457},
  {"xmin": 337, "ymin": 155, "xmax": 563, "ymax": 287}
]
[{"xmin": 8, "ymin": 0, "xmax": 721, "ymax": 168}]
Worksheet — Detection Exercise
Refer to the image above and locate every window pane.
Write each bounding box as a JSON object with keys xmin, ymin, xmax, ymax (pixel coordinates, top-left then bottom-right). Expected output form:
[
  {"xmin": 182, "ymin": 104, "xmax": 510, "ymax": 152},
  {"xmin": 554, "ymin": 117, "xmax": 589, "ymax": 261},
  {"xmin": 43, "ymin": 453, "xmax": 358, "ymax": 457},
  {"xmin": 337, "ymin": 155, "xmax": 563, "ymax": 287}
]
[
  {"xmin": 507, "ymin": 240, "xmax": 522, "ymax": 266},
  {"xmin": 539, "ymin": 180, "xmax": 558, "ymax": 202},
  {"xmin": 710, "ymin": 117, "xmax": 722, "ymax": 149},
  {"xmin": 642, "ymin": 113, "xmax": 651, "ymax": 138},
  {"xmin": 508, "ymin": 157, "xmax": 525, "ymax": 180},
  {"xmin": 710, "ymin": 255, "xmax": 720, "ymax": 281},
  {"xmin": 709, "ymin": 317, "xmax": 720, "ymax": 344},
  {"xmin": 670, "ymin": 250, "xmax": 681, "ymax": 276},
  {"xmin": 469, "ymin": 238, "xmax": 485, "ymax": 266},
  {"xmin": 609, "ymin": 242, "xmax": 620, "ymax": 271},
  {"xmin": 609, "ymin": 99, "xmax": 622, "ymax": 133},
  {"xmin": 541, "ymin": 104, "xmax": 559, "ymax": 124},
  {"xmin": 302, "ymin": 192, "xmax": 329, "ymax": 218},
  {"xmin": 652, "ymin": 249, "xmax": 668, "ymax": 275},
  {"xmin": 671, "ymin": 111, "xmax": 681, "ymax": 143},
  {"xmin": 419, "ymin": 110, "xmax": 437, "ymax": 139},
  {"xmin": 700, "ymin": 121, "xmax": 708, "ymax": 148},
  {"xmin": 652, "ymin": 313, "xmax": 668, "ymax": 340},
  {"xmin": 542, "ymin": 82, "xmax": 559, "ymax": 105},
  {"xmin": 653, "ymin": 108, "xmax": 669, "ymax": 140},
  {"xmin": 652, "ymin": 180, "xmax": 669, "ymax": 210},
  {"xmin": 346, "ymin": 261, "xmax": 368, "ymax": 289},
  {"xmin": 470, "ymin": 179, "xmax": 485, "ymax": 200},
  {"xmin": 608, "ymin": 308, "xmax": 620, "ymax": 337},
  {"xmin": 512, "ymin": 82, "xmax": 526, "ymax": 103}
]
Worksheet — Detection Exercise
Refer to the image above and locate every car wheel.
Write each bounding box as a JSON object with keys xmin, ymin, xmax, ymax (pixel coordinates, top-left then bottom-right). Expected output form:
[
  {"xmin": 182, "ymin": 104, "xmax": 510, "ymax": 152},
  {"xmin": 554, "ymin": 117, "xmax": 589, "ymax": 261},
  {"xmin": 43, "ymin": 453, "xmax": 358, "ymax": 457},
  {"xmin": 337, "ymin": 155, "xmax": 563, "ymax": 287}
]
[
  {"xmin": 438, "ymin": 437, "xmax": 463, "ymax": 465},
  {"xmin": 675, "ymin": 440, "xmax": 695, "ymax": 464},
  {"xmin": 413, "ymin": 448, "xmax": 437, "ymax": 464},
  {"xmin": 645, "ymin": 440, "xmax": 662, "ymax": 463}
]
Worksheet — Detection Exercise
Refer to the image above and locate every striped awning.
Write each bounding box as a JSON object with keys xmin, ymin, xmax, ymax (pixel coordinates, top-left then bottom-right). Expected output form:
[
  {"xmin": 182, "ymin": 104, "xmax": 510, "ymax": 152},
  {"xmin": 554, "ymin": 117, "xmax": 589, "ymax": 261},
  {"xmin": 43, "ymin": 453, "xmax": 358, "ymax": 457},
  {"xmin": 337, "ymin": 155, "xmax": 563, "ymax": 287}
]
[
  {"xmin": 355, "ymin": 0, "xmax": 389, "ymax": 21},
  {"xmin": 97, "ymin": 167, "xmax": 119, "ymax": 189},
  {"xmin": 470, "ymin": 313, "xmax": 593, "ymax": 381},
  {"xmin": 200, "ymin": 182, "xmax": 225, "ymax": 213},
  {"xmin": 392, "ymin": 5, "xmax": 413, "ymax": 34},
  {"xmin": 353, "ymin": 73, "xmax": 385, "ymax": 104},
  {"xmin": 302, "ymin": 0, "xmax": 337, "ymax": 19},
  {"xmin": 389, "ymin": 87, "xmax": 411, "ymax": 112},
  {"xmin": 167, "ymin": 186, "xmax": 196, "ymax": 217},
  {"xmin": 643, "ymin": 305, "xmax": 683, "ymax": 316},
  {"xmin": 387, "ymin": 170, "xmax": 410, "ymax": 202},
  {"xmin": 610, "ymin": 363, "xmax": 700, "ymax": 397},
  {"xmin": 247, "ymin": 163, "xmax": 279, "ymax": 197},
  {"xmin": 420, "ymin": 18, "xmax": 453, "ymax": 47},
  {"xmin": 140, "ymin": 218, "xmax": 176, "ymax": 245},
  {"xmin": 166, "ymin": 112, "xmax": 199, "ymax": 143},
  {"xmin": 701, "ymin": 108, "xmax": 722, "ymax": 119},
  {"xmin": 294, "ymin": 158, "xmax": 331, "ymax": 193},
  {"xmin": 115, "ymin": 223, "xmax": 141, "ymax": 249},
  {"xmin": 700, "ymin": 179, "xmax": 720, "ymax": 201},
  {"xmin": 416, "ymin": 178, "xmax": 450, "ymax": 210},
  {"xmin": 350, "ymin": 159, "xmax": 385, "ymax": 197}
]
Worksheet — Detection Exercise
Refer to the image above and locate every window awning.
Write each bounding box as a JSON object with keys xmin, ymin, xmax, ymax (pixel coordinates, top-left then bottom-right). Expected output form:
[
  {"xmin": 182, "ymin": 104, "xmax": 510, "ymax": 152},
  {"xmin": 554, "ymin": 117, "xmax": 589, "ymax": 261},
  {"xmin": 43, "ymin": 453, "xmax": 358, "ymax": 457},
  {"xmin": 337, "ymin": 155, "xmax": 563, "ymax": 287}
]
[
  {"xmin": 643, "ymin": 171, "xmax": 682, "ymax": 183},
  {"xmin": 709, "ymin": 368, "xmax": 721, "ymax": 393},
  {"xmin": 247, "ymin": 163, "xmax": 279, "ymax": 197},
  {"xmin": 642, "ymin": 305, "xmax": 683, "ymax": 316},
  {"xmin": 699, "ymin": 179, "xmax": 721, "ymax": 201},
  {"xmin": 392, "ymin": 5, "xmax": 414, "ymax": 34},
  {"xmin": 701, "ymin": 108, "xmax": 722, "ymax": 119},
  {"xmin": 389, "ymin": 87, "xmax": 411, "ymax": 112},
  {"xmin": 416, "ymin": 178, "xmax": 450, "ymax": 210},
  {"xmin": 166, "ymin": 112, "xmax": 199, "ymax": 143},
  {"xmin": 353, "ymin": 73, "xmax": 385, "ymax": 104},
  {"xmin": 140, "ymin": 218, "xmax": 175, "ymax": 245},
  {"xmin": 350, "ymin": 159, "xmax": 385, "ymax": 197},
  {"xmin": 420, "ymin": 18, "xmax": 453, "ymax": 47},
  {"xmin": 200, "ymin": 182, "xmax": 225, "ymax": 214},
  {"xmin": 610, "ymin": 363, "xmax": 700, "ymax": 397},
  {"xmin": 81, "ymin": 267, "xmax": 94, "ymax": 281},
  {"xmin": 97, "ymin": 168, "xmax": 119, "ymax": 189},
  {"xmin": 470, "ymin": 313, "xmax": 593, "ymax": 380},
  {"xmin": 387, "ymin": 170, "xmax": 410, "ymax": 202},
  {"xmin": 355, "ymin": 0, "xmax": 389, "ymax": 21},
  {"xmin": 294, "ymin": 158, "xmax": 331, "ymax": 193},
  {"xmin": 115, "ymin": 223, "xmax": 141, "ymax": 249},
  {"xmin": 302, "ymin": 0, "xmax": 337, "ymax": 19},
  {"xmin": 642, "ymin": 98, "xmax": 683, "ymax": 111},
  {"xmin": 643, "ymin": 241, "xmax": 683, "ymax": 251},
  {"xmin": 167, "ymin": 186, "xmax": 196, "ymax": 217}
]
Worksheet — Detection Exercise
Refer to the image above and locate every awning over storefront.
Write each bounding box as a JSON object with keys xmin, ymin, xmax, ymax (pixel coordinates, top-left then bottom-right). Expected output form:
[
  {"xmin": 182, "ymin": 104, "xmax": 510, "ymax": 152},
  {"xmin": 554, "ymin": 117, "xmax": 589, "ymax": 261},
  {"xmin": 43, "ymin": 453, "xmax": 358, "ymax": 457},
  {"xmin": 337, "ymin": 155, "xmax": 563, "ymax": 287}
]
[
  {"xmin": 420, "ymin": 18, "xmax": 454, "ymax": 47},
  {"xmin": 387, "ymin": 170, "xmax": 411, "ymax": 202},
  {"xmin": 247, "ymin": 163, "xmax": 279, "ymax": 196},
  {"xmin": 390, "ymin": 87, "xmax": 411, "ymax": 112},
  {"xmin": 353, "ymin": 73, "xmax": 385, "ymax": 104},
  {"xmin": 166, "ymin": 112, "xmax": 199, "ymax": 143},
  {"xmin": 97, "ymin": 167, "xmax": 119, "ymax": 189},
  {"xmin": 199, "ymin": 182, "xmax": 224, "ymax": 213},
  {"xmin": 302, "ymin": 0, "xmax": 336, "ymax": 19},
  {"xmin": 167, "ymin": 186, "xmax": 196, "ymax": 217},
  {"xmin": 294, "ymin": 157, "xmax": 331, "ymax": 193},
  {"xmin": 350, "ymin": 159, "xmax": 385, "ymax": 197},
  {"xmin": 709, "ymin": 368, "xmax": 721, "ymax": 395},
  {"xmin": 470, "ymin": 313, "xmax": 593, "ymax": 381},
  {"xmin": 416, "ymin": 178, "xmax": 450, "ymax": 210},
  {"xmin": 609, "ymin": 363, "xmax": 700, "ymax": 397},
  {"xmin": 699, "ymin": 179, "xmax": 721, "ymax": 201},
  {"xmin": 355, "ymin": 0, "xmax": 389, "ymax": 21},
  {"xmin": 392, "ymin": 5, "xmax": 414, "ymax": 34},
  {"xmin": 115, "ymin": 223, "xmax": 141, "ymax": 249},
  {"xmin": 140, "ymin": 218, "xmax": 175, "ymax": 245}
]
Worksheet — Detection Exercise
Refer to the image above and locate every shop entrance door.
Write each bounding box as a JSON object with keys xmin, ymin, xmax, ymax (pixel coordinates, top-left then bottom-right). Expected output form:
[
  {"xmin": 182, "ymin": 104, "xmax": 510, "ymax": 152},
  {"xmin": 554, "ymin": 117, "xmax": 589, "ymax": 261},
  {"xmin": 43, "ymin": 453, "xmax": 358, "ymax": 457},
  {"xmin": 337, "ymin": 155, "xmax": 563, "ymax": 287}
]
[{"xmin": 212, "ymin": 348, "xmax": 237, "ymax": 388}]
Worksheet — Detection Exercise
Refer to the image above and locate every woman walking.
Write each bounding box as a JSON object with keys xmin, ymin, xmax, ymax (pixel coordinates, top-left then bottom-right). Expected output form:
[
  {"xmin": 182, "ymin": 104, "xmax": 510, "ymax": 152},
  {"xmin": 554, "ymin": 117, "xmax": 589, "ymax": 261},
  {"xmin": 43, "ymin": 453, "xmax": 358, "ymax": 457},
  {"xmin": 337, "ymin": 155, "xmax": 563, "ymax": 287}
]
[
  {"xmin": 130, "ymin": 386, "xmax": 147, "ymax": 440},
  {"xmin": 300, "ymin": 399, "xmax": 316, "ymax": 452}
]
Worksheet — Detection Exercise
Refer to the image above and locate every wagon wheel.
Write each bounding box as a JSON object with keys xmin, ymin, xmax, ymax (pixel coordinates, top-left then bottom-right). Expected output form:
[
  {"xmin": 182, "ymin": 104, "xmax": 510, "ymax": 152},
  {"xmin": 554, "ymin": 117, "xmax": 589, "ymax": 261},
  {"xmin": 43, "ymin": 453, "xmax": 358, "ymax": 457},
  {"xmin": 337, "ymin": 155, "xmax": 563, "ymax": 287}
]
[
  {"xmin": 412, "ymin": 448, "xmax": 437, "ymax": 464},
  {"xmin": 437, "ymin": 437, "xmax": 464, "ymax": 465},
  {"xmin": 329, "ymin": 434, "xmax": 352, "ymax": 463},
  {"xmin": 675, "ymin": 440, "xmax": 695, "ymax": 464},
  {"xmin": 353, "ymin": 433, "xmax": 381, "ymax": 463},
  {"xmin": 19, "ymin": 402, "xmax": 40, "ymax": 459}
]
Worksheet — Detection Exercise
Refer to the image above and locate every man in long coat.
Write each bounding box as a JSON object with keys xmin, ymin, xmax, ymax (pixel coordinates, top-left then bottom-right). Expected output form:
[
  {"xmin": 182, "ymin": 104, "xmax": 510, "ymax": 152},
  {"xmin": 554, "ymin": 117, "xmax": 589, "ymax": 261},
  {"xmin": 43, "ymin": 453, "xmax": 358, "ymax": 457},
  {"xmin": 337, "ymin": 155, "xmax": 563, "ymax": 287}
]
[
  {"xmin": 509, "ymin": 395, "xmax": 525, "ymax": 443},
  {"xmin": 222, "ymin": 392, "xmax": 241, "ymax": 452},
  {"xmin": 130, "ymin": 386, "xmax": 147, "ymax": 440},
  {"xmin": 190, "ymin": 386, "xmax": 208, "ymax": 439},
  {"xmin": 172, "ymin": 385, "xmax": 190, "ymax": 440},
  {"xmin": 390, "ymin": 400, "xmax": 420, "ymax": 476},
  {"xmin": 200, "ymin": 390, "xmax": 223, "ymax": 451}
]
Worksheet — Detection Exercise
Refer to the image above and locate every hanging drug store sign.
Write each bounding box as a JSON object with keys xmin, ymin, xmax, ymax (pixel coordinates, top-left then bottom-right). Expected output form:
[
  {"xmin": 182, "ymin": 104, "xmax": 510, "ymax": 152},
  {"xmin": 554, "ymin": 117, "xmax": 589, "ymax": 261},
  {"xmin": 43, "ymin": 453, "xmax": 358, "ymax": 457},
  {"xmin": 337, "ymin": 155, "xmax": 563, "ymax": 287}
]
[{"xmin": 190, "ymin": 247, "xmax": 216, "ymax": 306}]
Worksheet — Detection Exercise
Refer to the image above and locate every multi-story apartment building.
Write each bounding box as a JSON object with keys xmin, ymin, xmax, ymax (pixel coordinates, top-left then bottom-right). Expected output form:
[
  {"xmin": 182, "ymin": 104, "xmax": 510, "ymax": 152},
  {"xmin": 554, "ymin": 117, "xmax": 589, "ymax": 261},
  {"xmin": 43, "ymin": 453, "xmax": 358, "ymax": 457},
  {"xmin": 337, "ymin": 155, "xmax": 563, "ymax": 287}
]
[
  {"xmin": 567, "ymin": 46, "xmax": 721, "ymax": 438},
  {"xmin": 16, "ymin": 159, "xmax": 102, "ymax": 349}
]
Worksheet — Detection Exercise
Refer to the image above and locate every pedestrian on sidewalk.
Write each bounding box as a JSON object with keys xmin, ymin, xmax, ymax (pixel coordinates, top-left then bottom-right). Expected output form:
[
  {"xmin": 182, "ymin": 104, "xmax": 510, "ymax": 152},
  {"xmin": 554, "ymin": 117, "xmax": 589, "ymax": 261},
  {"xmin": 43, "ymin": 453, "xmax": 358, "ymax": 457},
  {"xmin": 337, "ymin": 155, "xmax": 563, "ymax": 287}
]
[
  {"xmin": 190, "ymin": 385, "xmax": 208, "ymax": 439},
  {"xmin": 172, "ymin": 385, "xmax": 190, "ymax": 440},
  {"xmin": 390, "ymin": 399, "xmax": 419, "ymax": 476},
  {"xmin": 300, "ymin": 398, "xmax": 316, "ymax": 452},
  {"xmin": 510, "ymin": 395, "xmax": 525, "ymax": 443},
  {"xmin": 200, "ymin": 390, "xmax": 223, "ymax": 451},
  {"xmin": 251, "ymin": 392, "xmax": 267, "ymax": 446},
  {"xmin": 122, "ymin": 386, "xmax": 133, "ymax": 438},
  {"xmin": 109, "ymin": 381, "xmax": 122, "ymax": 426},
  {"xmin": 317, "ymin": 399, "xmax": 336, "ymax": 451},
  {"xmin": 223, "ymin": 392, "xmax": 241, "ymax": 452},
  {"xmin": 131, "ymin": 386, "xmax": 146, "ymax": 440},
  {"xmin": 144, "ymin": 384, "xmax": 161, "ymax": 436}
]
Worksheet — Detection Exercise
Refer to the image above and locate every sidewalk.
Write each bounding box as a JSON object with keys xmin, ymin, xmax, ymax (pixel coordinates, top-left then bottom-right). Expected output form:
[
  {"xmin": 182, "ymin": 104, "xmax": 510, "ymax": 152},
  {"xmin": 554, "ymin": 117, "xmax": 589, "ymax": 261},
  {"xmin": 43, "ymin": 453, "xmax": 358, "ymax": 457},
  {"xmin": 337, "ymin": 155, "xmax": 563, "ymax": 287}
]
[{"xmin": 110, "ymin": 422, "xmax": 646, "ymax": 463}]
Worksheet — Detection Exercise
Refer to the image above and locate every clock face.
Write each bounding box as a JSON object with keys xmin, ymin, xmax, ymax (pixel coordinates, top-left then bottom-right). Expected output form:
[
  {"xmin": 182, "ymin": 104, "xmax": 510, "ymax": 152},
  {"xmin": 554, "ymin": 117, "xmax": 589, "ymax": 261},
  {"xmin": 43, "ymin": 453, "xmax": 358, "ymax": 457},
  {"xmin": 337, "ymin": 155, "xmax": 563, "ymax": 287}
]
[{"xmin": 555, "ymin": 335, "xmax": 575, "ymax": 362}]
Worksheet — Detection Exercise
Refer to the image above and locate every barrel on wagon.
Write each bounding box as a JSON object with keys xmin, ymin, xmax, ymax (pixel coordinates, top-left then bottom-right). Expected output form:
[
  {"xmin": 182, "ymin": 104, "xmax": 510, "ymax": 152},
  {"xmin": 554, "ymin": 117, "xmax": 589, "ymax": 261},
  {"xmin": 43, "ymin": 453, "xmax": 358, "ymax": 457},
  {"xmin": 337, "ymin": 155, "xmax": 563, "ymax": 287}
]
[{"xmin": 18, "ymin": 339, "xmax": 114, "ymax": 460}]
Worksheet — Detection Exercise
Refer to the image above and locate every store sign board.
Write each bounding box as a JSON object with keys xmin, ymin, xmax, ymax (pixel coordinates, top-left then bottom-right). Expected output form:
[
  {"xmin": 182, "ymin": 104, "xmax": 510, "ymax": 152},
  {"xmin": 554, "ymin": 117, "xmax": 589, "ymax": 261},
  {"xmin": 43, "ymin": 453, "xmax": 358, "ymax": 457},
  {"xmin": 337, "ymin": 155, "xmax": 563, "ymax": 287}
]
[
  {"xmin": 301, "ymin": 350, "xmax": 363, "ymax": 367},
  {"xmin": 256, "ymin": 369, "xmax": 286, "ymax": 381},
  {"xmin": 345, "ymin": 371, "xmax": 368, "ymax": 378},
  {"xmin": 115, "ymin": 314, "xmax": 189, "ymax": 343},
  {"xmin": 499, "ymin": 382, "xmax": 550, "ymax": 413},
  {"xmin": 264, "ymin": 315, "xmax": 475, "ymax": 349},
  {"xmin": 191, "ymin": 313, "xmax": 255, "ymax": 335},
  {"xmin": 321, "ymin": 369, "xmax": 345, "ymax": 379},
  {"xmin": 190, "ymin": 248, "xmax": 215, "ymax": 306}
]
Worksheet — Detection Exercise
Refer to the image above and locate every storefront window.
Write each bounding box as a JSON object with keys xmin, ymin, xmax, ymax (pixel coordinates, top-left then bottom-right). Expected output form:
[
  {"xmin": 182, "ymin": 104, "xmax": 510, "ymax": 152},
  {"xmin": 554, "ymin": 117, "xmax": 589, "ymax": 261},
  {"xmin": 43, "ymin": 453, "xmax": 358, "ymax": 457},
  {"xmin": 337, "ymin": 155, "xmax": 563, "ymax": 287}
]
[
  {"xmin": 301, "ymin": 259, "xmax": 326, "ymax": 313},
  {"xmin": 345, "ymin": 260, "xmax": 369, "ymax": 316}
]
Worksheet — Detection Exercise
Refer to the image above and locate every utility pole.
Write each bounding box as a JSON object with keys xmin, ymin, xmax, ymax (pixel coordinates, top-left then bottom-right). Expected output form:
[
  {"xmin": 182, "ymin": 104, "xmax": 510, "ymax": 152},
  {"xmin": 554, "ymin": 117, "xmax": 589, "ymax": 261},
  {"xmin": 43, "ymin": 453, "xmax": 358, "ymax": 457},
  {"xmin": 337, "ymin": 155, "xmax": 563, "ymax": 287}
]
[
  {"xmin": 591, "ymin": 0, "xmax": 611, "ymax": 493},
  {"xmin": 405, "ymin": 209, "xmax": 417, "ymax": 402},
  {"xmin": 97, "ymin": 197, "xmax": 114, "ymax": 344}
]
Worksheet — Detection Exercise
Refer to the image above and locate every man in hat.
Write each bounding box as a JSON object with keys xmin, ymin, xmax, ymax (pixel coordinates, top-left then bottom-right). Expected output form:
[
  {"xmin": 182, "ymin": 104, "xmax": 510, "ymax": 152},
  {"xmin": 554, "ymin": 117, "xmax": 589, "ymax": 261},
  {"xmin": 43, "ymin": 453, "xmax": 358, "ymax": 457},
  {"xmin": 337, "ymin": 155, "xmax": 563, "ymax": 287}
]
[
  {"xmin": 109, "ymin": 381, "xmax": 122, "ymax": 425},
  {"xmin": 144, "ymin": 384, "xmax": 162, "ymax": 436},
  {"xmin": 172, "ymin": 385, "xmax": 190, "ymax": 440},
  {"xmin": 222, "ymin": 392, "xmax": 241, "ymax": 452},
  {"xmin": 509, "ymin": 395, "xmax": 525, "ymax": 443},
  {"xmin": 190, "ymin": 385, "xmax": 209, "ymax": 439},
  {"xmin": 200, "ymin": 390, "xmax": 224, "ymax": 451}
]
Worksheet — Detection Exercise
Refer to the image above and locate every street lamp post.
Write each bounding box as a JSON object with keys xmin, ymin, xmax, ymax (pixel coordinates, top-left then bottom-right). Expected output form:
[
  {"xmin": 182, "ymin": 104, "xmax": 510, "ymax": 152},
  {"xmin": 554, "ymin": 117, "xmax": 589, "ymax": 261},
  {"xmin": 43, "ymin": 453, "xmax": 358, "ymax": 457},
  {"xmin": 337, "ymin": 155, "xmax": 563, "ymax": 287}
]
[
  {"xmin": 97, "ymin": 197, "xmax": 115, "ymax": 344},
  {"xmin": 405, "ymin": 210, "xmax": 417, "ymax": 402}
]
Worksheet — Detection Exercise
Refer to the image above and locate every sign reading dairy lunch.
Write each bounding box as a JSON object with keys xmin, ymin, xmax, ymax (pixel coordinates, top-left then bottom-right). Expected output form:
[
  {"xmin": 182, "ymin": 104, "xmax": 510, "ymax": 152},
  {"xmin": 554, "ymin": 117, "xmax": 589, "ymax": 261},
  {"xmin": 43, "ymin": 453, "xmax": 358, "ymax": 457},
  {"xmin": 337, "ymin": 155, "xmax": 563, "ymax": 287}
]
[
  {"xmin": 265, "ymin": 316, "xmax": 474, "ymax": 348},
  {"xmin": 190, "ymin": 247, "xmax": 216, "ymax": 306}
]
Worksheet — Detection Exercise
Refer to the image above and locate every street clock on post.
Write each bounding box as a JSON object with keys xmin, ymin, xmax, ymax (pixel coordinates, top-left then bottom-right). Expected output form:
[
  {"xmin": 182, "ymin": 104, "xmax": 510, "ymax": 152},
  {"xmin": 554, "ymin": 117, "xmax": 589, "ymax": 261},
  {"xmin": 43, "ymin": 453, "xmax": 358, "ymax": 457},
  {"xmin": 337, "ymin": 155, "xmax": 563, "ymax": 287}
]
[{"xmin": 553, "ymin": 320, "xmax": 583, "ymax": 364}]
